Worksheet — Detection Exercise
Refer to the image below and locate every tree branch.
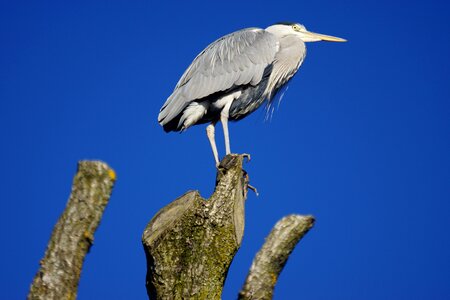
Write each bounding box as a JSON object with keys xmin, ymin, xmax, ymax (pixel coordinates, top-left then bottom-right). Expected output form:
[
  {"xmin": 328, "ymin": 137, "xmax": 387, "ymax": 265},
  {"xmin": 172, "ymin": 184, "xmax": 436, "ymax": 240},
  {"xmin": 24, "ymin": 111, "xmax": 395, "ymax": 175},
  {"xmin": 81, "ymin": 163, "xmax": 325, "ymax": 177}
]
[
  {"xmin": 142, "ymin": 154, "xmax": 249, "ymax": 300},
  {"xmin": 239, "ymin": 215, "xmax": 315, "ymax": 300},
  {"xmin": 28, "ymin": 161, "xmax": 116, "ymax": 300}
]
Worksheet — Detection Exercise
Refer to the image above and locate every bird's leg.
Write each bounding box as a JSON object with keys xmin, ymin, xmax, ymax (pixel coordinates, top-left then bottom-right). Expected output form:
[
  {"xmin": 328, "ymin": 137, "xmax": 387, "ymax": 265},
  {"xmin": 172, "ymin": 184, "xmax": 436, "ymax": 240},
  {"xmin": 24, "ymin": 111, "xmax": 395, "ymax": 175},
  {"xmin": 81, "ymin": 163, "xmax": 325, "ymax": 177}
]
[
  {"xmin": 206, "ymin": 122, "xmax": 220, "ymax": 166},
  {"xmin": 220, "ymin": 114, "xmax": 231, "ymax": 155}
]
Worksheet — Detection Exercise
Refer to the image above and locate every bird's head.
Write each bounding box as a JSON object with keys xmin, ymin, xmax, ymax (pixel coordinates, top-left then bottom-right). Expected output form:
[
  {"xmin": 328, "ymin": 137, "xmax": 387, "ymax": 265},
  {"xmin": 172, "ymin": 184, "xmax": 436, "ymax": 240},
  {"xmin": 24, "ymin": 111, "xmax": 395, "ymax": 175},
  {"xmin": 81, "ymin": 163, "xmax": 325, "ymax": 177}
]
[{"xmin": 266, "ymin": 22, "xmax": 346, "ymax": 42}]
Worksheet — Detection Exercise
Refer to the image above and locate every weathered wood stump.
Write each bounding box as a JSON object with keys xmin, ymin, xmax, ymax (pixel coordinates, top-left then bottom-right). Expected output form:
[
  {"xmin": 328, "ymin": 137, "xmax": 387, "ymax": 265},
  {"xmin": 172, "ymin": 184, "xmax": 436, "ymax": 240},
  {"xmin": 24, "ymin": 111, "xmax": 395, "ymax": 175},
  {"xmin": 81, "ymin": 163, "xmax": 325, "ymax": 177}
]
[{"xmin": 142, "ymin": 154, "xmax": 248, "ymax": 299}]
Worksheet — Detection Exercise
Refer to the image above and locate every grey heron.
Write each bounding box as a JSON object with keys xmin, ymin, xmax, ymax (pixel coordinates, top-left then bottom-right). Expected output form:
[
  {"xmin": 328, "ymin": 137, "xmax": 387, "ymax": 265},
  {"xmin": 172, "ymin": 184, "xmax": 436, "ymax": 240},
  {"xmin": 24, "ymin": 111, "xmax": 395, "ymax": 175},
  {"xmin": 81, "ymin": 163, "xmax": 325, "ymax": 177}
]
[{"xmin": 158, "ymin": 22, "xmax": 346, "ymax": 165}]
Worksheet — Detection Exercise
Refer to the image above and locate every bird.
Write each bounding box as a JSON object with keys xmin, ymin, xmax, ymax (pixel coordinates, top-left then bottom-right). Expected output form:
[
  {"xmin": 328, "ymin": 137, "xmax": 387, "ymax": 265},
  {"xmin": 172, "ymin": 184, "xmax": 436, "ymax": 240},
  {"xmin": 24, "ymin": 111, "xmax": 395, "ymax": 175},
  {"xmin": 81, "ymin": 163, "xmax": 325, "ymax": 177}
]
[{"xmin": 158, "ymin": 22, "xmax": 346, "ymax": 166}]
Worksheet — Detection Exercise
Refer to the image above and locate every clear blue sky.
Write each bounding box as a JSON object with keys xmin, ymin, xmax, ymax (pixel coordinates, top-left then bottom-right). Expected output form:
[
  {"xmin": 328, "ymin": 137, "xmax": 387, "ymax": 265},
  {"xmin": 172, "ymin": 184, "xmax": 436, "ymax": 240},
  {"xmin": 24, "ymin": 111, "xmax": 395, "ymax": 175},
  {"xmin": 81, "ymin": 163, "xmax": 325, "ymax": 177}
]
[{"xmin": 1, "ymin": 1, "xmax": 449, "ymax": 299}]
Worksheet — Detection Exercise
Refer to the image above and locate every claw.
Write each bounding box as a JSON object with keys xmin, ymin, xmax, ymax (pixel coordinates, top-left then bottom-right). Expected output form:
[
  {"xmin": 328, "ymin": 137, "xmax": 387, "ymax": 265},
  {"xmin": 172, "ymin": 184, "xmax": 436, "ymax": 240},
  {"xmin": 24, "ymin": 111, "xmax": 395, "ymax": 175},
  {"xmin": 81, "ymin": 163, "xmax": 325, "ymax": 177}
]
[
  {"xmin": 241, "ymin": 153, "xmax": 251, "ymax": 163},
  {"xmin": 247, "ymin": 184, "xmax": 259, "ymax": 196},
  {"xmin": 243, "ymin": 170, "xmax": 259, "ymax": 197}
]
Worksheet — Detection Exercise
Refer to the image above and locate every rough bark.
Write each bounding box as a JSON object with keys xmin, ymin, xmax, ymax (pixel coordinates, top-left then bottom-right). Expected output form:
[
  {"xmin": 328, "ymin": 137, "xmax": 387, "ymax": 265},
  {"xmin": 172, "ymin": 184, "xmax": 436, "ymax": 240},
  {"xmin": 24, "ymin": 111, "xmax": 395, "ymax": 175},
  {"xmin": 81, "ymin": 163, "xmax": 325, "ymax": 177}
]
[
  {"xmin": 238, "ymin": 215, "xmax": 315, "ymax": 300},
  {"xmin": 142, "ymin": 154, "xmax": 249, "ymax": 300},
  {"xmin": 28, "ymin": 161, "xmax": 116, "ymax": 300}
]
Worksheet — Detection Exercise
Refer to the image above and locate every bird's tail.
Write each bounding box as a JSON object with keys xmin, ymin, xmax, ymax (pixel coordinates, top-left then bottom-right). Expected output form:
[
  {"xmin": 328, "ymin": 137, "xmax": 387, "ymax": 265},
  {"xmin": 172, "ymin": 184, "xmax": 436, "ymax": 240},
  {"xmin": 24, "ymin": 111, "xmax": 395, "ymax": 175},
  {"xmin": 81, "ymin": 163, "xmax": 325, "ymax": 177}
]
[{"xmin": 158, "ymin": 91, "xmax": 188, "ymax": 131}]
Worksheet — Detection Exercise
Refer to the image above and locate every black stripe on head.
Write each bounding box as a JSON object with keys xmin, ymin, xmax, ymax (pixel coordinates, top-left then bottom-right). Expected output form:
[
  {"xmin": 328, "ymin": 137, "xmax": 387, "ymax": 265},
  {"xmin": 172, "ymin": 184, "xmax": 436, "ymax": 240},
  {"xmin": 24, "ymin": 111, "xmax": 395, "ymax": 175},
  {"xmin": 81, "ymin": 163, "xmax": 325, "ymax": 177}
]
[{"xmin": 275, "ymin": 21, "xmax": 298, "ymax": 26}]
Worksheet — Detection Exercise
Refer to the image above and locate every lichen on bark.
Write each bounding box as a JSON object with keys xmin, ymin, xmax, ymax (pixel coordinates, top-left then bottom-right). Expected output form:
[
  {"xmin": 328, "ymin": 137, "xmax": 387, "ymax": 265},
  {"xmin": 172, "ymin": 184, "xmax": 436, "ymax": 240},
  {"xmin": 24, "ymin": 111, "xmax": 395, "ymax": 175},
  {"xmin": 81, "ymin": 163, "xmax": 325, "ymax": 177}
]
[
  {"xmin": 28, "ymin": 161, "xmax": 115, "ymax": 300},
  {"xmin": 239, "ymin": 215, "xmax": 315, "ymax": 300},
  {"xmin": 142, "ymin": 154, "xmax": 248, "ymax": 300}
]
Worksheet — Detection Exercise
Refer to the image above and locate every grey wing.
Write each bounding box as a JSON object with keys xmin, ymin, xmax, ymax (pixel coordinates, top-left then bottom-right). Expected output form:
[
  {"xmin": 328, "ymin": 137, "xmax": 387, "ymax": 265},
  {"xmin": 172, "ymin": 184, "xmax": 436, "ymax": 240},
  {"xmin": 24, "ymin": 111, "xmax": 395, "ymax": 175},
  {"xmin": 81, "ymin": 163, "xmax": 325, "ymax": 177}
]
[{"xmin": 158, "ymin": 28, "xmax": 279, "ymax": 125}]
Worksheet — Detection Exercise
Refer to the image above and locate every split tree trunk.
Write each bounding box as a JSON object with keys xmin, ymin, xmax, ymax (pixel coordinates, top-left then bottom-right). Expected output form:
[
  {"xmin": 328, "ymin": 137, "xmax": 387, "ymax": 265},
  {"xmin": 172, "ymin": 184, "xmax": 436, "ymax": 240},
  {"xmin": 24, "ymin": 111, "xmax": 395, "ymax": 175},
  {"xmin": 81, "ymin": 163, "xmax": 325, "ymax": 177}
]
[
  {"xmin": 28, "ymin": 156, "xmax": 315, "ymax": 300},
  {"xmin": 142, "ymin": 154, "xmax": 248, "ymax": 299}
]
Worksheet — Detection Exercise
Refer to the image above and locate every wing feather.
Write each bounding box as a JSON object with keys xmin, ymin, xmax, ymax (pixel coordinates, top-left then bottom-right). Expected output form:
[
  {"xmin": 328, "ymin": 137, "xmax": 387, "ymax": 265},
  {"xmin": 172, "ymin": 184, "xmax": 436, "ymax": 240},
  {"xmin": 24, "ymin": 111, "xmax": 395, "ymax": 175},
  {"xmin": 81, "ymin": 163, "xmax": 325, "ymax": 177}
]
[{"xmin": 158, "ymin": 28, "xmax": 278, "ymax": 124}]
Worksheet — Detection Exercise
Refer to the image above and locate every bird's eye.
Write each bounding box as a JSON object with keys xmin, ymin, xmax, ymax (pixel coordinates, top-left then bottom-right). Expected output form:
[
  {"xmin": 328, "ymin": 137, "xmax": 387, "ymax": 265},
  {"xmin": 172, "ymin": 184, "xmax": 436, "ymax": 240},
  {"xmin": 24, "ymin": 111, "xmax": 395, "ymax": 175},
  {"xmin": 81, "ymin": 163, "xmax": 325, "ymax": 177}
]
[{"xmin": 292, "ymin": 25, "xmax": 300, "ymax": 31}]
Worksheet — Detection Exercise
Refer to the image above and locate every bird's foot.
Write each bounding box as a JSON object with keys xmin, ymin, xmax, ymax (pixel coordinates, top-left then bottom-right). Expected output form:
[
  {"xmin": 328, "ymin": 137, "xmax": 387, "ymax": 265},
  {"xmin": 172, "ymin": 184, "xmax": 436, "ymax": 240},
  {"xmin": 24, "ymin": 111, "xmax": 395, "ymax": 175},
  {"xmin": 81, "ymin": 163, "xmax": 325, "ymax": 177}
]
[
  {"xmin": 247, "ymin": 184, "xmax": 259, "ymax": 196},
  {"xmin": 243, "ymin": 170, "xmax": 259, "ymax": 197},
  {"xmin": 241, "ymin": 153, "xmax": 251, "ymax": 163}
]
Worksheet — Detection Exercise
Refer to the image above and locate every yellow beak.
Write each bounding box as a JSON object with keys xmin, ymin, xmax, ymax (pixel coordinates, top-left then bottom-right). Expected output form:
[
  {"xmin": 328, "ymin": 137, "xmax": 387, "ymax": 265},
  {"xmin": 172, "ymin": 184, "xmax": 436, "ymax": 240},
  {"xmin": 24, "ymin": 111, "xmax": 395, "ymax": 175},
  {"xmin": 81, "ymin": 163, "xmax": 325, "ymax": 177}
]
[{"xmin": 307, "ymin": 31, "xmax": 347, "ymax": 42}]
